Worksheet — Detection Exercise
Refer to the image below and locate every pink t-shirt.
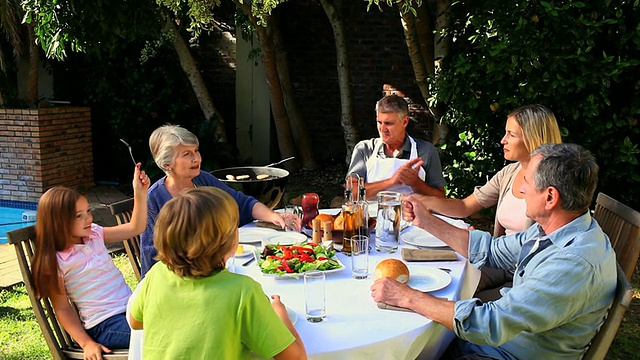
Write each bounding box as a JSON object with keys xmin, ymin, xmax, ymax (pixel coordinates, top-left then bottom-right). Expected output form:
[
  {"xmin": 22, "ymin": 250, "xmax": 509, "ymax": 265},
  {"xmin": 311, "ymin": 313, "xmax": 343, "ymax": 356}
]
[{"xmin": 57, "ymin": 224, "xmax": 132, "ymax": 329}]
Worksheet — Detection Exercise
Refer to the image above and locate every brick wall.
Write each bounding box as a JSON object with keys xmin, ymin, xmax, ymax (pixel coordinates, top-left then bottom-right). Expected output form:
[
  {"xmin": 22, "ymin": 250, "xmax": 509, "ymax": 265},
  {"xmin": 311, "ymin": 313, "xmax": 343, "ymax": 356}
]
[
  {"xmin": 280, "ymin": 1, "xmax": 424, "ymax": 162},
  {"xmin": 0, "ymin": 107, "xmax": 94, "ymax": 203}
]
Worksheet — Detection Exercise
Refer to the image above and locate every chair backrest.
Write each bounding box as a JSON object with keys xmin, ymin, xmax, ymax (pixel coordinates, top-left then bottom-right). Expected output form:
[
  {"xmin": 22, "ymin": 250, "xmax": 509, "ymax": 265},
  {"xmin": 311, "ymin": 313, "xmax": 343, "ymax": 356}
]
[
  {"xmin": 107, "ymin": 198, "xmax": 142, "ymax": 281},
  {"xmin": 583, "ymin": 262, "xmax": 634, "ymax": 360},
  {"xmin": 7, "ymin": 226, "xmax": 128, "ymax": 360},
  {"xmin": 593, "ymin": 192, "xmax": 640, "ymax": 280}
]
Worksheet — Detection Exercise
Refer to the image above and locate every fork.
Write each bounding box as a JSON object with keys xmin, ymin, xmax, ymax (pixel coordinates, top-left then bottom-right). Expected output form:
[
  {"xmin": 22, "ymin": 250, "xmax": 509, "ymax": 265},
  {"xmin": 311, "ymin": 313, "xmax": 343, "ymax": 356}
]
[{"xmin": 119, "ymin": 139, "xmax": 137, "ymax": 166}]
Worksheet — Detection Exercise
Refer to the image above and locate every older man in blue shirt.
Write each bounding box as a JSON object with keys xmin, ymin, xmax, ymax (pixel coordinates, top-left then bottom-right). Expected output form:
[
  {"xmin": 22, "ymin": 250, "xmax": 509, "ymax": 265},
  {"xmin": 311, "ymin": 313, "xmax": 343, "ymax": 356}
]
[{"xmin": 371, "ymin": 143, "xmax": 616, "ymax": 359}]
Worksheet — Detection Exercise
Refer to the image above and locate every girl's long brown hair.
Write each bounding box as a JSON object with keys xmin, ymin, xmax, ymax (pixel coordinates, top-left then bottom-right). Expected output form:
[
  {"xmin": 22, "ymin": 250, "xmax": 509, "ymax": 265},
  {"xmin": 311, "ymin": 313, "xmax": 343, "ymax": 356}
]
[{"xmin": 31, "ymin": 187, "xmax": 83, "ymax": 298}]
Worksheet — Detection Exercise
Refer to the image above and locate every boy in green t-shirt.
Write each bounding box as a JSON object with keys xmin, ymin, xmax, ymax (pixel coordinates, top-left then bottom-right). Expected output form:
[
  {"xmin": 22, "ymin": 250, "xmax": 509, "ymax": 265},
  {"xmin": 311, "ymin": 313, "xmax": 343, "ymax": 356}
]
[{"xmin": 130, "ymin": 187, "xmax": 306, "ymax": 359}]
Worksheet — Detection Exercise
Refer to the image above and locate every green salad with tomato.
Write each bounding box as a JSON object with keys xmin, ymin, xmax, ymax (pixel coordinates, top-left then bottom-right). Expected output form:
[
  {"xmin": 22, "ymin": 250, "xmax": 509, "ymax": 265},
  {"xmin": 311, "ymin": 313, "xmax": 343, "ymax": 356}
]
[{"xmin": 258, "ymin": 242, "xmax": 342, "ymax": 276}]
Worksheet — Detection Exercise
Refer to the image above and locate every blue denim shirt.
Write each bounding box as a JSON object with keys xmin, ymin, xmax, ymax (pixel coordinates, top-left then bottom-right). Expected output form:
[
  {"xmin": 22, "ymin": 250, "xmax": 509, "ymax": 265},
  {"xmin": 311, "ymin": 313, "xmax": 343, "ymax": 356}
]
[{"xmin": 453, "ymin": 212, "xmax": 616, "ymax": 359}]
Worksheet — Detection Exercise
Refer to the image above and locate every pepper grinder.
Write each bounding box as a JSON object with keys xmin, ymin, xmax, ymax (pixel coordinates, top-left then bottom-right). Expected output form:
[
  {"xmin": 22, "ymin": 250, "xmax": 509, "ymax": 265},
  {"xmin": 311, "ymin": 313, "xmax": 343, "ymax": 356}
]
[
  {"xmin": 312, "ymin": 218, "xmax": 322, "ymax": 244},
  {"xmin": 322, "ymin": 220, "xmax": 333, "ymax": 243}
]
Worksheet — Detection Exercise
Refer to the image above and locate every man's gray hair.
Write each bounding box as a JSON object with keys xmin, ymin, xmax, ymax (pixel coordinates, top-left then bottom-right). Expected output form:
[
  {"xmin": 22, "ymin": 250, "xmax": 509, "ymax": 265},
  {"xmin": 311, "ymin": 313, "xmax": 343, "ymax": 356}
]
[
  {"xmin": 531, "ymin": 143, "xmax": 598, "ymax": 213},
  {"xmin": 375, "ymin": 94, "xmax": 409, "ymax": 119}
]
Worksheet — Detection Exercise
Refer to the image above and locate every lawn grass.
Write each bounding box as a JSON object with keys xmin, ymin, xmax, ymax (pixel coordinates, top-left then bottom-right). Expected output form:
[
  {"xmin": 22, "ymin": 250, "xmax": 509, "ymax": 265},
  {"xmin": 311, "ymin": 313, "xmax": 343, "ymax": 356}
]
[
  {"xmin": 0, "ymin": 253, "xmax": 138, "ymax": 360},
  {"xmin": 0, "ymin": 253, "xmax": 638, "ymax": 359}
]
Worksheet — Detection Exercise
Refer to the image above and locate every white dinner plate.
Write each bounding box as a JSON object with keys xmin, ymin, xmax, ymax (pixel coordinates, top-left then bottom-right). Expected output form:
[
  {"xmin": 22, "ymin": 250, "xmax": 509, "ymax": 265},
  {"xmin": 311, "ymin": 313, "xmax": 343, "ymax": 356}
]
[
  {"xmin": 262, "ymin": 232, "xmax": 308, "ymax": 246},
  {"xmin": 286, "ymin": 307, "xmax": 298, "ymax": 325},
  {"xmin": 235, "ymin": 244, "xmax": 256, "ymax": 258},
  {"xmin": 238, "ymin": 227, "xmax": 279, "ymax": 244},
  {"xmin": 407, "ymin": 266, "xmax": 452, "ymax": 292},
  {"xmin": 401, "ymin": 226, "xmax": 448, "ymax": 247},
  {"xmin": 262, "ymin": 259, "xmax": 346, "ymax": 279}
]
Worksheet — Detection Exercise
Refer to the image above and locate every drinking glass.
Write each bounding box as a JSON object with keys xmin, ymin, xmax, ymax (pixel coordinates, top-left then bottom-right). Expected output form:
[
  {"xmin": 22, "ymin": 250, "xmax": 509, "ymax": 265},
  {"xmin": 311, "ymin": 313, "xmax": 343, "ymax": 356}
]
[
  {"xmin": 375, "ymin": 191, "xmax": 402, "ymax": 253},
  {"xmin": 284, "ymin": 204, "xmax": 302, "ymax": 231},
  {"xmin": 350, "ymin": 235, "xmax": 369, "ymax": 279},
  {"xmin": 304, "ymin": 270, "xmax": 326, "ymax": 322}
]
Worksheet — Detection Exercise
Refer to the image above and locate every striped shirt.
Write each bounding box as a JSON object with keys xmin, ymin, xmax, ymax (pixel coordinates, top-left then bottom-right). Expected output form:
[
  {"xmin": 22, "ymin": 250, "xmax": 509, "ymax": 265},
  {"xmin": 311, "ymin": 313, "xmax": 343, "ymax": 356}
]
[{"xmin": 57, "ymin": 224, "xmax": 131, "ymax": 329}]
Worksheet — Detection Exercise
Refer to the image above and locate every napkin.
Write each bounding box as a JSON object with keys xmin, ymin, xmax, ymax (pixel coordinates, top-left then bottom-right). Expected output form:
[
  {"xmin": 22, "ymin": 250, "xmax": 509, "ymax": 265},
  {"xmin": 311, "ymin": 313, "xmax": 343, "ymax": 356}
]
[
  {"xmin": 401, "ymin": 248, "xmax": 457, "ymax": 262},
  {"xmin": 377, "ymin": 302, "xmax": 414, "ymax": 312},
  {"xmin": 255, "ymin": 221, "xmax": 286, "ymax": 231}
]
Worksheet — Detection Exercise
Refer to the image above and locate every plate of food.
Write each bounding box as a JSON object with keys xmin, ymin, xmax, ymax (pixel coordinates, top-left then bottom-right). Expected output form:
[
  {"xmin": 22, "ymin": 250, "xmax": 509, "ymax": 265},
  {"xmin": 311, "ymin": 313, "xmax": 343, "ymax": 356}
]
[
  {"xmin": 234, "ymin": 244, "xmax": 256, "ymax": 258},
  {"xmin": 238, "ymin": 227, "xmax": 278, "ymax": 244},
  {"xmin": 406, "ymin": 266, "xmax": 451, "ymax": 293},
  {"xmin": 401, "ymin": 226, "xmax": 448, "ymax": 247},
  {"xmin": 262, "ymin": 232, "xmax": 308, "ymax": 246},
  {"xmin": 258, "ymin": 242, "xmax": 345, "ymax": 278}
]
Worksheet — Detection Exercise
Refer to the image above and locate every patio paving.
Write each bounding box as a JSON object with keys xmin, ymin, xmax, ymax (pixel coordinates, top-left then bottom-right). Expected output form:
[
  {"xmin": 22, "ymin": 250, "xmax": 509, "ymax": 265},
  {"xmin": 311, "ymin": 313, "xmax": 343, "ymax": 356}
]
[{"xmin": 0, "ymin": 185, "xmax": 129, "ymax": 288}]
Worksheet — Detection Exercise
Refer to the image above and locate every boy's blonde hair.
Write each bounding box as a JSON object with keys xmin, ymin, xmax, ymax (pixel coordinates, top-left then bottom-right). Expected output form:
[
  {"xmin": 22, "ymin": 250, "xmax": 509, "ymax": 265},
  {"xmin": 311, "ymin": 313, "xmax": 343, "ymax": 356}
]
[{"xmin": 154, "ymin": 187, "xmax": 239, "ymax": 278}]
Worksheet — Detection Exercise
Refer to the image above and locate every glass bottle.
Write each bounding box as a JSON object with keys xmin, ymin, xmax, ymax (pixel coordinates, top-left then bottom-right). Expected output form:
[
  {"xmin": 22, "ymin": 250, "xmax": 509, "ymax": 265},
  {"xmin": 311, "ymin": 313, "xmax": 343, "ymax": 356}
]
[
  {"xmin": 301, "ymin": 193, "xmax": 320, "ymax": 228},
  {"xmin": 355, "ymin": 177, "xmax": 370, "ymax": 240},
  {"xmin": 341, "ymin": 175, "xmax": 357, "ymax": 253}
]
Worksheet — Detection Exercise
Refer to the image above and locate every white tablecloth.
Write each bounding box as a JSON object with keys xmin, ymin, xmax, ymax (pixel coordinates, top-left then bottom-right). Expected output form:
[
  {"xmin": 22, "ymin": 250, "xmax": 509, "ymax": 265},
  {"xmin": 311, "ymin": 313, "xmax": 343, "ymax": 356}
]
[{"xmin": 127, "ymin": 216, "xmax": 481, "ymax": 360}]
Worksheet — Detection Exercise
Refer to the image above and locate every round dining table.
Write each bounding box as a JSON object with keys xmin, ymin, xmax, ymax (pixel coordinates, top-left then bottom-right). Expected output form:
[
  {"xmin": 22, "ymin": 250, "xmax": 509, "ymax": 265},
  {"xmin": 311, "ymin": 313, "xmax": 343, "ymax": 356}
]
[{"xmin": 126, "ymin": 212, "xmax": 480, "ymax": 360}]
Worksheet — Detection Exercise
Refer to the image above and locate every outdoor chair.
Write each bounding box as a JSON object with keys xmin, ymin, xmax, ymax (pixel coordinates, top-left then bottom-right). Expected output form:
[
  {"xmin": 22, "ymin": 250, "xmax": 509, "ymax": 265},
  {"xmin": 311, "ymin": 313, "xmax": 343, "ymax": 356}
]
[
  {"xmin": 583, "ymin": 262, "xmax": 634, "ymax": 360},
  {"xmin": 593, "ymin": 192, "xmax": 640, "ymax": 280},
  {"xmin": 107, "ymin": 198, "xmax": 142, "ymax": 281},
  {"xmin": 7, "ymin": 225, "xmax": 128, "ymax": 360}
]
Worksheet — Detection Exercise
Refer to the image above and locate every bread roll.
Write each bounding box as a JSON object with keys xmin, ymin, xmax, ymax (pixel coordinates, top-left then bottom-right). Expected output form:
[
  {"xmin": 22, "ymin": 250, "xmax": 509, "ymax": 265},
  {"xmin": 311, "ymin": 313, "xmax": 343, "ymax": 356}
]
[
  {"xmin": 309, "ymin": 213, "xmax": 335, "ymax": 228},
  {"xmin": 333, "ymin": 214, "xmax": 344, "ymax": 231},
  {"xmin": 374, "ymin": 259, "xmax": 410, "ymax": 283}
]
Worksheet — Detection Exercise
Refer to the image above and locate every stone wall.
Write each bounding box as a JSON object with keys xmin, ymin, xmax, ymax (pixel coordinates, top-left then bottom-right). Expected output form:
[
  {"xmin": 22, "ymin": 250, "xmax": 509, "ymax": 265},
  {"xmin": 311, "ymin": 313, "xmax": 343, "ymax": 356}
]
[{"xmin": 0, "ymin": 107, "xmax": 94, "ymax": 203}]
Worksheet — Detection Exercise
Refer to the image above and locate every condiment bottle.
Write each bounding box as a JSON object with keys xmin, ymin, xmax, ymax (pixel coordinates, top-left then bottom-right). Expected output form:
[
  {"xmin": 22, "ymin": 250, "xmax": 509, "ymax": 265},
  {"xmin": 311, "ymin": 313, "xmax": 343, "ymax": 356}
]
[
  {"xmin": 341, "ymin": 175, "xmax": 357, "ymax": 254},
  {"xmin": 322, "ymin": 220, "xmax": 333, "ymax": 242},
  {"xmin": 301, "ymin": 193, "xmax": 320, "ymax": 228},
  {"xmin": 312, "ymin": 218, "xmax": 322, "ymax": 244},
  {"xmin": 356, "ymin": 177, "xmax": 370, "ymax": 240}
]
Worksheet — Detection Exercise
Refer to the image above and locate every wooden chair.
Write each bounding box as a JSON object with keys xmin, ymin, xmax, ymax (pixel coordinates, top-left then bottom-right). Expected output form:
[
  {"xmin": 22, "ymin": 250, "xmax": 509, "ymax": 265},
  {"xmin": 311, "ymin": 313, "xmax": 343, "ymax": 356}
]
[
  {"xmin": 593, "ymin": 192, "xmax": 640, "ymax": 280},
  {"xmin": 107, "ymin": 198, "xmax": 142, "ymax": 281},
  {"xmin": 583, "ymin": 262, "xmax": 634, "ymax": 360},
  {"xmin": 7, "ymin": 226, "xmax": 128, "ymax": 360}
]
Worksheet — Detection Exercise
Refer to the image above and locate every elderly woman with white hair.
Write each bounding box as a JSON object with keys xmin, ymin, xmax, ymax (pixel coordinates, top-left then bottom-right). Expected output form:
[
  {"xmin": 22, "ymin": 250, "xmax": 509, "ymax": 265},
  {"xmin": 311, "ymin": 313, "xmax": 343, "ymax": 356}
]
[{"xmin": 140, "ymin": 124, "xmax": 296, "ymax": 277}]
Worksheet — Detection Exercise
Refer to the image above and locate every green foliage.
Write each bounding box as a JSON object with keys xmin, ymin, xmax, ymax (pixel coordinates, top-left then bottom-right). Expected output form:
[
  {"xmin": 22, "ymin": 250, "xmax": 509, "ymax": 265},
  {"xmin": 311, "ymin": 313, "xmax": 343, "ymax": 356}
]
[
  {"xmin": 22, "ymin": 0, "xmax": 163, "ymax": 60},
  {"xmin": 435, "ymin": 0, "xmax": 640, "ymax": 208}
]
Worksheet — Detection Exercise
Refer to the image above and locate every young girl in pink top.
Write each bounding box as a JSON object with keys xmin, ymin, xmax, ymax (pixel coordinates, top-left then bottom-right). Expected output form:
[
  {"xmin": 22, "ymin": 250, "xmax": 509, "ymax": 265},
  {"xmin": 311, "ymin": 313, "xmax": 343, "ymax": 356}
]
[{"xmin": 32, "ymin": 165, "xmax": 149, "ymax": 360}]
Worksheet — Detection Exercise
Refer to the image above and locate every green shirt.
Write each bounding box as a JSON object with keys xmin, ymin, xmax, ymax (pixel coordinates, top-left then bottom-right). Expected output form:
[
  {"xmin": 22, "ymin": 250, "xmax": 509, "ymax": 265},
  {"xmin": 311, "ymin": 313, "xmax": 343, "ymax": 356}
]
[{"xmin": 131, "ymin": 263, "xmax": 295, "ymax": 360}]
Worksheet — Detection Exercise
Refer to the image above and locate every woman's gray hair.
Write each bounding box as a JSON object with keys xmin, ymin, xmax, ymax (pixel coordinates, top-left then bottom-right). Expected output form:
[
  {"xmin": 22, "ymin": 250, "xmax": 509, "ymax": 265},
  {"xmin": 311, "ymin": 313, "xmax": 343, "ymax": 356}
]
[
  {"xmin": 149, "ymin": 124, "xmax": 199, "ymax": 175},
  {"xmin": 531, "ymin": 143, "xmax": 598, "ymax": 213}
]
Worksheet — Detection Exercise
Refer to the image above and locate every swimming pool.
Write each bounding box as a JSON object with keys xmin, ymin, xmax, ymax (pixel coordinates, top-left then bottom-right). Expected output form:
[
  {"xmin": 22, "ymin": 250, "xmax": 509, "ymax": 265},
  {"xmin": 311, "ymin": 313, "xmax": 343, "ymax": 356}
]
[{"xmin": 0, "ymin": 207, "xmax": 37, "ymax": 245}]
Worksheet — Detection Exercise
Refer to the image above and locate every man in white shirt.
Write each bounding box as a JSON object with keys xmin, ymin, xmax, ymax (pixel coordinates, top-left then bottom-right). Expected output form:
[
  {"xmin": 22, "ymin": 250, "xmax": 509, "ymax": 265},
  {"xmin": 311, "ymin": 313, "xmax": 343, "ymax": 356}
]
[{"xmin": 347, "ymin": 95, "xmax": 445, "ymax": 198}]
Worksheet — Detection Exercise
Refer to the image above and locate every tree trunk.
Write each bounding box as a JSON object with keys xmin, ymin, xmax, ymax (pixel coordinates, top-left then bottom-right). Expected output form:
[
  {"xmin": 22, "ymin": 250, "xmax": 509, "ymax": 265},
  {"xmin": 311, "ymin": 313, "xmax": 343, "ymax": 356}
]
[
  {"xmin": 271, "ymin": 10, "xmax": 319, "ymax": 170},
  {"xmin": 26, "ymin": 24, "xmax": 39, "ymax": 108},
  {"xmin": 164, "ymin": 16, "xmax": 227, "ymax": 142},
  {"xmin": 399, "ymin": 1, "xmax": 449, "ymax": 144},
  {"xmin": 237, "ymin": 2, "xmax": 300, "ymax": 171},
  {"xmin": 319, "ymin": 0, "xmax": 358, "ymax": 164},
  {"xmin": 432, "ymin": 0, "xmax": 452, "ymax": 143}
]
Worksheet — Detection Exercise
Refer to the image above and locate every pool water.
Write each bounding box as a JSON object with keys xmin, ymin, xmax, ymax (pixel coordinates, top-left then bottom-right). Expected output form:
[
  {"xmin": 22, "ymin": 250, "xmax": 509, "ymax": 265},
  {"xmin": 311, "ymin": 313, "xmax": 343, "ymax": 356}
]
[{"xmin": 0, "ymin": 207, "xmax": 37, "ymax": 245}]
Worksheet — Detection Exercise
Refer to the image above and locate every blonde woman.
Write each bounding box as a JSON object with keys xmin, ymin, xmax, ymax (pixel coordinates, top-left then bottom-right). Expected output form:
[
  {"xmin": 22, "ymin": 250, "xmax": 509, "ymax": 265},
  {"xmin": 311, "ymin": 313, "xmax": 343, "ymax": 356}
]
[
  {"xmin": 140, "ymin": 124, "xmax": 299, "ymax": 276},
  {"xmin": 415, "ymin": 104, "xmax": 562, "ymax": 298},
  {"xmin": 419, "ymin": 104, "xmax": 562, "ymax": 236},
  {"xmin": 130, "ymin": 187, "xmax": 306, "ymax": 359}
]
